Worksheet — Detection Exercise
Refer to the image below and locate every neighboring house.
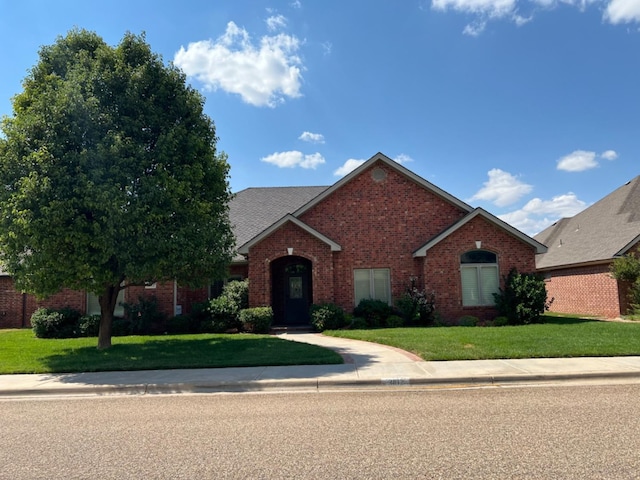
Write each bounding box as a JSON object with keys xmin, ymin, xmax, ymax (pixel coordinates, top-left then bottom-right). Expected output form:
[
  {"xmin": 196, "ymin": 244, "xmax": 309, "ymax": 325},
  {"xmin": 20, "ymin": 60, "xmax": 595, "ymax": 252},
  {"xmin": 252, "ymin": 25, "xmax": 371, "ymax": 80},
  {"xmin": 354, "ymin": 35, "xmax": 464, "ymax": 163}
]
[
  {"xmin": 0, "ymin": 152, "xmax": 547, "ymax": 328},
  {"xmin": 232, "ymin": 152, "xmax": 545, "ymax": 325},
  {"xmin": 534, "ymin": 175, "xmax": 640, "ymax": 318}
]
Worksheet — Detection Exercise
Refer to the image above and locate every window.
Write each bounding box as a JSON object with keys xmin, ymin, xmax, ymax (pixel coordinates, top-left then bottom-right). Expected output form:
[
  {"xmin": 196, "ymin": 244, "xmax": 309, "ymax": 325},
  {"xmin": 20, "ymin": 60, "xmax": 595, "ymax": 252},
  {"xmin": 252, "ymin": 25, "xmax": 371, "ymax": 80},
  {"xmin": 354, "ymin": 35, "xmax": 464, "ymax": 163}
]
[
  {"xmin": 460, "ymin": 250, "xmax": 499, "ymax": 306},
  {"xmin": 209, "ymin": 276, "xmax": 244, "ymax": 299},
  {"xmin": 354, "ymin": 268, "xmax": 391, "ymax": 305},
  {"xmin": 87, "ymin": 289, "xmax": 125, "ymax": 317}
]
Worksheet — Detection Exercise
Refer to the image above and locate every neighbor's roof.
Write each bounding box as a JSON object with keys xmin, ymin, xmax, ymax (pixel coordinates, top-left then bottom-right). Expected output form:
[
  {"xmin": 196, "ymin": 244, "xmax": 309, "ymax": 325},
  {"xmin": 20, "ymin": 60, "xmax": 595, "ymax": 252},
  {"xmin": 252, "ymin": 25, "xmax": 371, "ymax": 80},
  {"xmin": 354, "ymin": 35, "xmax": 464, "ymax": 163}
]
[
  {"xmin": 229, "ymin": 186, "xmax": 328, "ymax": 258},
  {"xmin": 535, "ymin": 175, "xmax": 640, "ymax": 270}
]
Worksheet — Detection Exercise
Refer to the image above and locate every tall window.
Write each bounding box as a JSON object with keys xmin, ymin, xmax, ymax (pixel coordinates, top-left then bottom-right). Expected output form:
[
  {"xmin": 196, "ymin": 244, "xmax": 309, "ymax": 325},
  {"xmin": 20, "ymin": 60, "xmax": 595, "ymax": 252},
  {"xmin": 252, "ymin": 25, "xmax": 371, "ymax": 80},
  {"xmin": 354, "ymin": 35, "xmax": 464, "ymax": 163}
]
[
  {"xmin": 460, "ymin": 250, "xmax": 499, "ymax": 306},
  {"xmin": 354, "ymin": 268, "xmax": 391, "ymax": 305},
  {"xmin": 87, "ymin": 289, "xmax": 125, "ymax": 317}
]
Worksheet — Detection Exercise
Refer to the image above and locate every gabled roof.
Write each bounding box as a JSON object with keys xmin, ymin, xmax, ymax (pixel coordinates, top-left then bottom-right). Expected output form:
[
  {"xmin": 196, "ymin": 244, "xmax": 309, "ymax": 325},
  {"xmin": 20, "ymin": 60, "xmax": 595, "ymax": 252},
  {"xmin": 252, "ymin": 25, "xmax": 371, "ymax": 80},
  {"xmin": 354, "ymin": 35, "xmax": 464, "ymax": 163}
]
[
  {"xmin": 293, "ymin": 152, "xmax": 473, "ymax": 217},
  {"xmin": 237, "ymin": 215, "xmax": 341, "ymax": 254},
  {"xmin": 535, "ymin": 175, "xmax": 640, "ymax": 270},
  {"xmin": 230, "ymin": 186, "xmax": 328, "ymax": 252},
  {"xmin": 413, "ymin": 208, "xmax": 547, "ymax": 257}
]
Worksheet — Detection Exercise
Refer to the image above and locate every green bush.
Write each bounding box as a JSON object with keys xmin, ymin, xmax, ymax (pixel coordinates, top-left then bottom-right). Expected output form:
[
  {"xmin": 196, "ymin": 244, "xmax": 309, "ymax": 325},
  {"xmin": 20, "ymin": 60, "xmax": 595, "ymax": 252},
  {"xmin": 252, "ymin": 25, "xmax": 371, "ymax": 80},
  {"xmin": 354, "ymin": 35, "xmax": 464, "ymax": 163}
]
[
  {"xmin": 31, "ymin": 307, "xmax": 82, "ymax": 338},
  {"xmin": 190, "ymin": 301, "xmax": 212, "ymax": 332},
  {"xmin": 207, "ymin": 295, "xmax": 240, "ymax": 333},
  {"xmin": 310, "ymin": 303, "xmax": 346, "ymax": 332},
  {"xmin": 239, "ymin": 307, "xmax": 273, "ymax": 334},
  {"xmin": 354, "ymin": 299, "xmax": 393, "ymax": 328},
  {"xmin": 349, "ymin": 317, "xmax": 368, "ymax": 329},
  {"xmin": 111, "ymin": 317, "xmax": 132, "ymax": 336},
  {"xmin": 385, "ymin": 315, "xmax": 405, "ymax": 328},
  {"xmin": 165, "ymin": 315, "xmax": 194, "ymax": 334},
  {"xmin": 78, "ymin": 314, "xmax": 101, "ymax": 337},
  {"xmin": 611, "ymin": 247, "xmax": 640, "ymax": 314},
  {"xmin": 457, "ymin": 315, "xmax": 479, "ymax": 327},
  {"xmin": 122, "ymin": 296, "xmax": 166, "ymax": 334},
  {"xmin": 492, "ymin": 316, "xmax": 509, "ymax": 327},
  {"xmin": 205, "ymin": 280, "xmax": 249, "ymax": 332},
  {"xmin": 395, "ymin": 286, "xmax": 436, "ymax": 325},
  {"xmin": 493, "ymin": 268, "xmax": 551, "ymax": 325}
]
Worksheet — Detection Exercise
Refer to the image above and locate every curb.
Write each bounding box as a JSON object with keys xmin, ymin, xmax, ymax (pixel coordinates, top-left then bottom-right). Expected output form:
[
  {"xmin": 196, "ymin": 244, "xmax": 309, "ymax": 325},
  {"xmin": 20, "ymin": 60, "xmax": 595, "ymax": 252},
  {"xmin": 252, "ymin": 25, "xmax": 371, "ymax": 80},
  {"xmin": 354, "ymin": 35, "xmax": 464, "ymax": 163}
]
[{"xmin": 3, "ymin": 370, "xmax": 640, "ymax": 398}]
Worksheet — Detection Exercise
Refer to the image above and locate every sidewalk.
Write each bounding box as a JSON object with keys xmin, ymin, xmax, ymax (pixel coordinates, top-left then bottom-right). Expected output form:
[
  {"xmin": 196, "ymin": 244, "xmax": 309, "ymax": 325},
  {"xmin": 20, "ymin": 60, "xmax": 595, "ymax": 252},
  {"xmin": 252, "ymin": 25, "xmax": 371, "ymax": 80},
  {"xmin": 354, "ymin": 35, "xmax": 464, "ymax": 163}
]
[{"xmin": 2, "ymin": 332, "xmax": 640, "ymax": 397}]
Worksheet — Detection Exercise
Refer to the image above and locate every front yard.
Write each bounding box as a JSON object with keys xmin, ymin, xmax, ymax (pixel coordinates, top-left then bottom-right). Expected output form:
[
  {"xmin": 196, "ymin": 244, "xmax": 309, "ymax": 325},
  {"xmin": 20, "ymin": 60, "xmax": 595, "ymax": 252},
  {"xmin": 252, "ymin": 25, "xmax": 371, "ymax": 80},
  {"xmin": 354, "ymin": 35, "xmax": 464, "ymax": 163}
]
[{"xmin": 325, "ymin": 315, "xmax": 640, "ymax": 361}]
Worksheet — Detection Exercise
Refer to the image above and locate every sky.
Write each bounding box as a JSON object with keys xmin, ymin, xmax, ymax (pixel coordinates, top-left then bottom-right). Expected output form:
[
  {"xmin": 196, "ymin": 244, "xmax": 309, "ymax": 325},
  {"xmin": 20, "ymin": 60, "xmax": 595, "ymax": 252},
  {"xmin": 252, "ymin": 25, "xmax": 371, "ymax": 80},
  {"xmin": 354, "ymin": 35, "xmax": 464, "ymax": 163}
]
[{"xmin": 1, "ymin": 0, "xmax": 639, "ymax": 236}]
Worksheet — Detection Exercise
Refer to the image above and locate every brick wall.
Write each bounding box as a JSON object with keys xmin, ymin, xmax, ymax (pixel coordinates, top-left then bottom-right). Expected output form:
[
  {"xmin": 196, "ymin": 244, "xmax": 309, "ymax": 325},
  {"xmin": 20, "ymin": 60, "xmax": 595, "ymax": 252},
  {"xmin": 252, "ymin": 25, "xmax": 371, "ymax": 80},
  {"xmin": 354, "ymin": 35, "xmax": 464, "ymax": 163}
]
[
  {"xmin": 543, "ymin": 263, "xmax": 625, "ymax": 318},
  {"xmin": 247, "ymin": 222, "xmax": 334, "ymax": 307},
  {"xmin": 0, "ymin": 276, "xmax": 87, "ymax": 329},
  {"xmin": 299, "ymin": 161, "xmax": 467, "ymax": 312},
  {"xmin": 423, "ymin": 215, "xmax": 538, "ymax": 320}
]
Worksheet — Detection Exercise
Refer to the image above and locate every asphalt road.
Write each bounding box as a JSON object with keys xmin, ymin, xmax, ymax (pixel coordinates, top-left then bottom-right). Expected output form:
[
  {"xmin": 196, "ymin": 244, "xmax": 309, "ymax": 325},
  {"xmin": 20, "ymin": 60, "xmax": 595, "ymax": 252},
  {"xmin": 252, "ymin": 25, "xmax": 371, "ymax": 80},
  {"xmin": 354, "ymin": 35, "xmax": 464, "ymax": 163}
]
[{"xmin": 2, "ymin": 384, "xmax": 639, "ymax": 479}]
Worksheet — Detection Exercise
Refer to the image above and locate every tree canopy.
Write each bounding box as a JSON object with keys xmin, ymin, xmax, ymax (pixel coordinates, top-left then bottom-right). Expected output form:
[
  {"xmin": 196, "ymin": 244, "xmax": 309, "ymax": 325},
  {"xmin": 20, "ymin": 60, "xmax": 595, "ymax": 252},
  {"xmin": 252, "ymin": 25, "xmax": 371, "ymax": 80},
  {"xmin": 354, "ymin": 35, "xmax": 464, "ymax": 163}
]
[{"xmin": 0, "ymin": 29, "xmax": 234, "ymax": 348}]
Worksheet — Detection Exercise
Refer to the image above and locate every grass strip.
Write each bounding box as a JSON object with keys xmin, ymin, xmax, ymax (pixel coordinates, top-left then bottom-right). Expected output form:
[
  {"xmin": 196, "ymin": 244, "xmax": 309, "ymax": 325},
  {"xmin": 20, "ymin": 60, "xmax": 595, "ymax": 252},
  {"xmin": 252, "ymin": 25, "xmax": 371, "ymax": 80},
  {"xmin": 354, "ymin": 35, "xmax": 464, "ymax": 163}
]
[
  {"xmin": 0, "ymin": 330, "xmax": 343, "ymax": 374},
  {"xmin": 325, "ymin": 316, "xmax": 640, "ymax": 361}
]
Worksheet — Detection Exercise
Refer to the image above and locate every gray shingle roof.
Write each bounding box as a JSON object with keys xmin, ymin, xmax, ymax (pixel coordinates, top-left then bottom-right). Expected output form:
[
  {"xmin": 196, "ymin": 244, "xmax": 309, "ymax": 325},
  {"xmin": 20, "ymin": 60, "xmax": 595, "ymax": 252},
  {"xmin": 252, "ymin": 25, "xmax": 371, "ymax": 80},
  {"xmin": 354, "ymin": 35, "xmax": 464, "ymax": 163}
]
[
  {"xmin": 229, "ymin": 186, "xmax": 328, "ymax": 258},
  {"xmin": 534, "ymin": 175, "xmax": 640, "ymax": 269}
]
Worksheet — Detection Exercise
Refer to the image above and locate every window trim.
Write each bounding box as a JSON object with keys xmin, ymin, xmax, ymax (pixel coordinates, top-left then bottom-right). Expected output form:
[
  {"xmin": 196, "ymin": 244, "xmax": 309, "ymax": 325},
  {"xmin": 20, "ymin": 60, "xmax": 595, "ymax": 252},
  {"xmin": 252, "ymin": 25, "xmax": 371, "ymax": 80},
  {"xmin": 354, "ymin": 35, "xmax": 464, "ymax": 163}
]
[
  {"xmin": 460, "ymin": 250, "xmax": 499, "ymax": 307},
  {"xmin": 354, "ymin": 268, "xmax": 391, "ymax": 306}
]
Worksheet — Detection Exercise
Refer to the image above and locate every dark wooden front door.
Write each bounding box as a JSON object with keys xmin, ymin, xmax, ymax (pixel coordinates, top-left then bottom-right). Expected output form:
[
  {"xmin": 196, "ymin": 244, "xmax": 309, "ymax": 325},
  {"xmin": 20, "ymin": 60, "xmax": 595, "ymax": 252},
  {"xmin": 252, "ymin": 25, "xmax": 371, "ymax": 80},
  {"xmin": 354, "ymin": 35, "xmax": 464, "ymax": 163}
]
[{"xmin": 271, "ymin": 256, "xmax": 312, "ymax": 325}]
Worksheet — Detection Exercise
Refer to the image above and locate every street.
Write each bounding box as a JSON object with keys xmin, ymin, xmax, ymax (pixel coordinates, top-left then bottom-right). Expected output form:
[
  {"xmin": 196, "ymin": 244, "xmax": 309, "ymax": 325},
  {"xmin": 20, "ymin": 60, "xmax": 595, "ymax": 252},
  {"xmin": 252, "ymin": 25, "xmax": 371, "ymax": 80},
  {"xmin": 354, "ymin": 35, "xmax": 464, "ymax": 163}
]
[{"xmin": 2, "ymin": 384, "xmax": 639, "ymax": 479}]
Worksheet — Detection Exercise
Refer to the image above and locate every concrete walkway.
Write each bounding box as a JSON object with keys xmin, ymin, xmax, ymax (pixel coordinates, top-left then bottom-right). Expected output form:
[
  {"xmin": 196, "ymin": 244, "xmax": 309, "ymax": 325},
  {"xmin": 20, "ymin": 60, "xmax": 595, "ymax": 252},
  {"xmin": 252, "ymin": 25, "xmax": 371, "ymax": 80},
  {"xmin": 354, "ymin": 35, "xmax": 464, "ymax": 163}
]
[{"xmin": 2, "ymin": 332, "xmax": 640, "ymax": 397}]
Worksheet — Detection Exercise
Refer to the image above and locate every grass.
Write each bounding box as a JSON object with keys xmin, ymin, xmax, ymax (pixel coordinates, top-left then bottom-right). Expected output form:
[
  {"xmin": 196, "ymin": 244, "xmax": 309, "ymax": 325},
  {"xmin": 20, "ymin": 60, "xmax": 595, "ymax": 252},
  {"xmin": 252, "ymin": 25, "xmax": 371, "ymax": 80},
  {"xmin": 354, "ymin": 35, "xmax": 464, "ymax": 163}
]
[
  {"xmin": 0, "ymin": 329, "xmax": 343, "ymax": 374},
  {"xmin": 324, "ymin": 315, "xmax": 640, "ymax": 361}
]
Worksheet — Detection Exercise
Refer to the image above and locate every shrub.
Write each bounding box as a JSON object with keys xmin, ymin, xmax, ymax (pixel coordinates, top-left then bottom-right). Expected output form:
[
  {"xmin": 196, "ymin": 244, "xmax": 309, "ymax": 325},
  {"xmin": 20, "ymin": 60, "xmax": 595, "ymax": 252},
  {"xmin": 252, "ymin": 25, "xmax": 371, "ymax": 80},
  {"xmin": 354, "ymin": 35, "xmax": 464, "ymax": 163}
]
[
  {"xmin": 310, "ymin": 303, "xmax": 346, "ymax": 332},
  {"xmin": 111, "ymin": 317, "xmax": 132, "ymax": 336},
  {"xmin": 349, "ymin": 317, "xmax": 368, "ymax": 330},
  {"xmin": 190, "ymin": 301, "xmax": 212, "ymax": 332},
  {"xmin": 165, "ymin": 315, "xmax": 193, "ymax": 335},
  {"xmin": 457, "ymin": 315, "xmax": 479, "ymax": 327},
  {"xmin": 385, "ymin": 315, "xmax": 405, "ymax": 328},
  {"xmin": 207, "ymin": 295, "xmax": 241, "ymax": 333},
  {"xmin": 205, "ymin": 280, "xmax": 249, "ymax": 332},
  {"xmin": 395, "ymin": 285, "xmax": 436, "ymax": 325},
  {"xmin": 239, "ymin": 307, "xmax": 273, "ymax": 334},
  {"xmin": 493, "ymin": 268, "xmax": 551, "ymax": 325},
  {"xmin": 78, "ymin": 314, "xmax": 101, "ymax": 337},
  {"xmin": 354, "ymin": 299, "xmax": 393, "ymax": 328},
  {"xmin": 611, "ymin": 247, "xmax": 640, "ymax": 315},
  {"xmin": 31, "ymin": 307, "xmax": 82, "ymax": 338},
  {"xmin": 492, "ymin": 316, "xmax": 509, "ymax": 327},
  {"xmin": 122, "ymin": 296, "xmax": 166, "ymax": 334}
]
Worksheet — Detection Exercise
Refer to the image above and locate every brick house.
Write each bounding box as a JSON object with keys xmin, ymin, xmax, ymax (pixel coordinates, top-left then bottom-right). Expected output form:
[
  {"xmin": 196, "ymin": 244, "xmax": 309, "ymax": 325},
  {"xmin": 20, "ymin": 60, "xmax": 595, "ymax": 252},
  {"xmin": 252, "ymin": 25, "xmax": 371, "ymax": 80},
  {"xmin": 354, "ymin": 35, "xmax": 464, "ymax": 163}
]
[
  {"xmin": 534, "ymin": 175, "xmax": 640, "ymax": 318},
  {"xmin": 233, "ymin": 152, "xmax": 546, "ymax": 324},
  {"xmin": 0, "ymin": 152, "xmax": 547, "ymax": 328}
]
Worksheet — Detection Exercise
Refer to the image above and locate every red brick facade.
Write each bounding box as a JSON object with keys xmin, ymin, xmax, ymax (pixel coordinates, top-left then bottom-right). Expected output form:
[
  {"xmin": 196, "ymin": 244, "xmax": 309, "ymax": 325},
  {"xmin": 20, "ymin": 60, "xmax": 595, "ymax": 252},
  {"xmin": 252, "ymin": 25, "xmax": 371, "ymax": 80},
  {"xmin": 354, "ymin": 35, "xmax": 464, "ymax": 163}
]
[
  {"xmin": 542, "ymin": 263, "xmax": 628, "ymax": 318},
  {"xmin": 245, "ymin": 160, "xmax": 542, "ymax": 322}
]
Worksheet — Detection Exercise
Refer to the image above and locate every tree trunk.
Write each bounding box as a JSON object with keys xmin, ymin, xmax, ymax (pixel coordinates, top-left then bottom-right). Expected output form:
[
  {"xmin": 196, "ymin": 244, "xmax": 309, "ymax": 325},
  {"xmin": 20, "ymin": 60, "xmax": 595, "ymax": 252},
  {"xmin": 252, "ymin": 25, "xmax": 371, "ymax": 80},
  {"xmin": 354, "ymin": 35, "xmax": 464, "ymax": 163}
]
[{"xmin": 97, "ymin": 283, "xmax": 121, "ymax": 350}]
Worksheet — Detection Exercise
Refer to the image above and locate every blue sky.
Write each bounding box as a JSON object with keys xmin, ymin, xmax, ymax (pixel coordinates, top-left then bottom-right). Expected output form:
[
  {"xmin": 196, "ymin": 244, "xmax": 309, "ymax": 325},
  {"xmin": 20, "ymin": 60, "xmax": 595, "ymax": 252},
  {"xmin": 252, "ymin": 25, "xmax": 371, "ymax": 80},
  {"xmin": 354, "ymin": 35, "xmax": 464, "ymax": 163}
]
[{"xmin": 1, "ymin": 0, "xmax": 639, "ymax": 235}]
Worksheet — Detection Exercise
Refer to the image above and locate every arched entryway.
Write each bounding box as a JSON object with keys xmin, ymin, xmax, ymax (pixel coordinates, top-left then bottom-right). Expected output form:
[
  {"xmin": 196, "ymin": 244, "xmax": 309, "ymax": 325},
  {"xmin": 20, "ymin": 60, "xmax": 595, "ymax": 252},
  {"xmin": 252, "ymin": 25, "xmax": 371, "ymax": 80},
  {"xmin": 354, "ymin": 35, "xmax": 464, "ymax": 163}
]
[{"xmin": 271, "ymin": 256, "xmax": 312, "ymax": 326}]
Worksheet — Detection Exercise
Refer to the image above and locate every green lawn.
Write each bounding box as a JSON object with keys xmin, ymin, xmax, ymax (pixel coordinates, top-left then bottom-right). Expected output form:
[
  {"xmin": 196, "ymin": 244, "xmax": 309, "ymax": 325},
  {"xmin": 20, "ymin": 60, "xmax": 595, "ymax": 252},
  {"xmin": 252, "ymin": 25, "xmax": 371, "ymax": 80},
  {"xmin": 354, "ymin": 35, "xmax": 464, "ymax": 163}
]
[
  {"xmin": 324, "ymin": 316, "xmax": 640, "ymax": 361},
  {"xmin": 0, "ymin": 330, "xmax": 343, "ymax": 374}
]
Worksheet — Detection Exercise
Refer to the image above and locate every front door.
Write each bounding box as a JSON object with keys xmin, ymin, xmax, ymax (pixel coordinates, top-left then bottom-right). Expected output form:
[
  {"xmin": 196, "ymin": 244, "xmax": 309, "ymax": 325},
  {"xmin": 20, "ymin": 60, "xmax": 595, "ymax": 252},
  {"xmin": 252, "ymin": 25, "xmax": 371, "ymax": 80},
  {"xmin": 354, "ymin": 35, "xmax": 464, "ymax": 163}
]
[{"xmin": 271, "ymin": 256, "xmax": 312, "ymax": 325}]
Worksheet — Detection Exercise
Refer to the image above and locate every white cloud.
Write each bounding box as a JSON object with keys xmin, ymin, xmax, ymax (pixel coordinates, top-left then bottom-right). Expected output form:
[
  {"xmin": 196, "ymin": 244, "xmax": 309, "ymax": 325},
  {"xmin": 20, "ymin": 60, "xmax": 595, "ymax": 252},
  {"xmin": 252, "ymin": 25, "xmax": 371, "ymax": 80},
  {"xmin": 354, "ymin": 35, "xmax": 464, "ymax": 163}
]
[
  {"xmin": 299, "ymin": 131, "xmax": 325, "ymax": 144},
  {"xmin": 321, "ymin": 41, "xmax": 333, "ymax": 56},
  {"xmin": 174, "ymin": 21, "xmax": 303, "ymax": 108},
  {"xmin": 290, "ymin": 0, "xmax": 302, "ymax": 8},
  {"xmin": 334, "ymin": 159, "xmax": 366, "ymax": 176},
  {"xmin": 557, "ymin": 150, "xmax": 598, "ymax": 172},
  {"xmin": 468, "ymin": 169, "xmax": 533, "ymax": 207},
  {"xmin": 432, "ymin": 0, "xmax": 516, "ymax": 17},
  {"xmin": 557, "ymin": 149, "xmax": 618, "ymax": 172},
  {"xmin": 266, "ymin": 14, "xmax": 287, "ymax": 31},
  {"xmin": 394, "ymin": 153, "xmax": 414, "ymax": 164},
  {"xmin": 605, "ymin": 0, "xmax": 640, "ymax": 23},
  {"xmin": 499, "ymin": 193, "xmax": 588, "ymax": 235},
  {"xmin": 261, "ymin": 151, "xmax": 325, "ymax": 169}
]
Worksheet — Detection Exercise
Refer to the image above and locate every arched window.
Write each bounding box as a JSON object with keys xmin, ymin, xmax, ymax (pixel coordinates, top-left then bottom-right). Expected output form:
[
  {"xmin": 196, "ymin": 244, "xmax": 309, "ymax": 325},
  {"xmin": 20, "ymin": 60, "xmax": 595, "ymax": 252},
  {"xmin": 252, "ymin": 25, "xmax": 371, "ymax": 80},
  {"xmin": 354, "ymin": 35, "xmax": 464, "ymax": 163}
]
[{"xmin": 460, "ymin": 250, "xmax": 499, "ymax": 306}]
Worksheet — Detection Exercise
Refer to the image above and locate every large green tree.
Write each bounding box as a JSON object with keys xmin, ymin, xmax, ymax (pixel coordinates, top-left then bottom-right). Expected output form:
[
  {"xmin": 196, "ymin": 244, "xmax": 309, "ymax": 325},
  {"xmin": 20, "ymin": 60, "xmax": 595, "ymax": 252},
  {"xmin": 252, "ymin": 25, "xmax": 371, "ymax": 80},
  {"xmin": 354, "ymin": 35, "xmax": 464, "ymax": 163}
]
[{"xmin": 0, "ymin": 29, "xmax": 234, "ymax": 348}]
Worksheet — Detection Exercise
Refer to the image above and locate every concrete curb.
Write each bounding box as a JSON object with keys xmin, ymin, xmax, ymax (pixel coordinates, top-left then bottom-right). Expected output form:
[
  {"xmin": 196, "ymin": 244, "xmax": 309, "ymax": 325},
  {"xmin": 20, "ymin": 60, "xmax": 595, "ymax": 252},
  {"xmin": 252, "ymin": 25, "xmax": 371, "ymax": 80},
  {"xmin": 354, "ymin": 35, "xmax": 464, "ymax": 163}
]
[{"xmin": 3, "ymin": 370, "xmax": 640, "ymax": 398}]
